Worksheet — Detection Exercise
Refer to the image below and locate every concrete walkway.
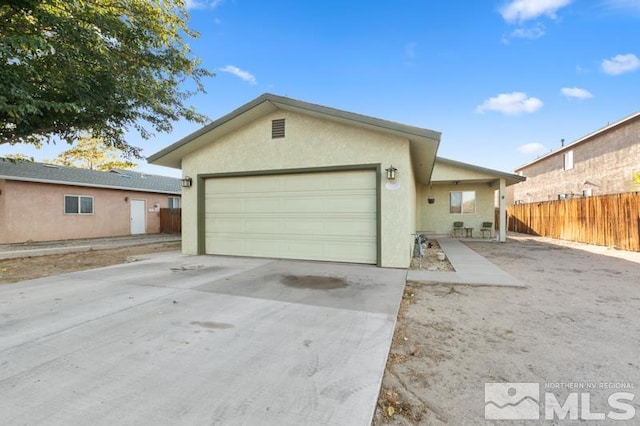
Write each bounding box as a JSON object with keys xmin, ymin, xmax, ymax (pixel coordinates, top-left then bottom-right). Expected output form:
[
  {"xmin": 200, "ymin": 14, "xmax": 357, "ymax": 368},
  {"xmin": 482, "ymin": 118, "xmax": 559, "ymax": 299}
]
[
  {"xmin": 407, "ymin": 238, "xmax": 525, "ymax": 287},
  {"xmin": 0, "ymin": 234, "xmax": 181, "ymax": 260}
]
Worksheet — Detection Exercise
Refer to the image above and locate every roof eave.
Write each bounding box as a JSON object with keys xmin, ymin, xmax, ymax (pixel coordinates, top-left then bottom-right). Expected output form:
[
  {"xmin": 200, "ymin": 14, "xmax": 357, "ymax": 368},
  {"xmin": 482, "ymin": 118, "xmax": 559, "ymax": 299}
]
[
  {"xmin": 148, "ymin": 93, "xmax": 442, "ymax": 169},
  {"xmin": 433, "ymin": 156, "xmax": 525, "ymax": 186},
  {"xmin": 0, "ymin": 175, "xmax": 181, "ymax": 195}
]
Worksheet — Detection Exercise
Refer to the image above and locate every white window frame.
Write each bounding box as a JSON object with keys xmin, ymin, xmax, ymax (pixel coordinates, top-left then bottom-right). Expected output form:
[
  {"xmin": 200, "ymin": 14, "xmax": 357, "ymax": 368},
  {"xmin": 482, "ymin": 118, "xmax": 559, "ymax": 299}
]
[
  {"xmin": 64, "ymin": 195, "xmax": 94, "ymax": 215},
  {"xmin": 564, "ymin": 150, "xmax": 574, "ymax": 171},
  {"xmin": 168, "ymin": 196, "xmax": 180, "ymax": 209},
  {"xmin": 449, "ymin": 191, "xmax": 476, "ymax": 215}
]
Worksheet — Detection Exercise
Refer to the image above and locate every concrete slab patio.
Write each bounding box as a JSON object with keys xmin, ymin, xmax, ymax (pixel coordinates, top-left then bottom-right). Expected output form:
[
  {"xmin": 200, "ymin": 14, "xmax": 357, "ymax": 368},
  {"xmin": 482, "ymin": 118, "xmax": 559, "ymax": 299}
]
[
  {"xmin": 0, "ymin": 253, "xmax": 406, "ymax": 425},
  {"xmin": 407, "ymin": 238, "xmax": 525, "ymax": 287}
]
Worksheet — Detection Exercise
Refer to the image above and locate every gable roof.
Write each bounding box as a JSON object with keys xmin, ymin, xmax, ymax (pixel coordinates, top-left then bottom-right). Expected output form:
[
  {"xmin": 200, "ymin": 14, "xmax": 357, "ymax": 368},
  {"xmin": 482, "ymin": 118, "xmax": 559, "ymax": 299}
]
[
  {"xmin": 432, "ymin": 157, "xmax": 525, "ymax": 187},
  {"xmin": 148, "ymin": 93, "xmax": 442, "ymax": 184},
  {"xmin": 0, "ymin": 159, "xmax": 181, "ymax": 194},
  {"xmin": 515, "ymin": 110, "xmax": 640, "ymax": 172}
]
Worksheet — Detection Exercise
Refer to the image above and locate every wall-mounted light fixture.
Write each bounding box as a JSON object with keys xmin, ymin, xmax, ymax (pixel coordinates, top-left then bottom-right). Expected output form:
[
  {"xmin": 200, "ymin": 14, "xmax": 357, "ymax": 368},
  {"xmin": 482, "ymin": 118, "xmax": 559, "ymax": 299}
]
[
  {"xmin": 385, "ymin": 165, "xmax": 397, "ymax": 180},
  {"xmin": 181, "ymin": 177, "xmax": 193, "ymax": 188},
  {"xmin": 124, "ymin": 196, "xmax": 129, "ymax": 202}
]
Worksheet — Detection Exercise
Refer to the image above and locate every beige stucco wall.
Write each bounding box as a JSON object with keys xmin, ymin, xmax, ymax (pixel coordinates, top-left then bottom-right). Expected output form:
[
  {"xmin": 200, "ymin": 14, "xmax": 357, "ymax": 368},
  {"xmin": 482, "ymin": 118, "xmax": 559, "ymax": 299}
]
[
  {"xmin": 511, "ymin": 118, "xmax": 640, "ymax": 203},
  {"xmin": 181, "ymin": 110, "xmax": 418, "ymax": 268},
  {"xmin": 0, "ymin": 180, "xmax": 179, "ymax": 244},
  {"xmin": 417, "ymin": 183, "xmax": 496, "ymax": 236}
]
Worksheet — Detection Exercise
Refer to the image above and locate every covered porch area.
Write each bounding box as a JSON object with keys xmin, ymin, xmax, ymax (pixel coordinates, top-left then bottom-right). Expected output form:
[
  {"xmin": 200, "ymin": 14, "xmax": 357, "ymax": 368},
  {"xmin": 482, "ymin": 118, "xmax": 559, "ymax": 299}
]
[{"xmin": 416, "ymin": 157, "xmax": 524, "ymax": 241}]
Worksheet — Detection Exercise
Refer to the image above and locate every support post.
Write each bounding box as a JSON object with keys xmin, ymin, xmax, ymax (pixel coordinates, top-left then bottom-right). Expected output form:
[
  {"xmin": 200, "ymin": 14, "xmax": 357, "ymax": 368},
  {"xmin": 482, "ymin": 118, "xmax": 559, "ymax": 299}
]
[{"xmin": 499, "ymin": 178, "xmax": 507, "ymax": 243}]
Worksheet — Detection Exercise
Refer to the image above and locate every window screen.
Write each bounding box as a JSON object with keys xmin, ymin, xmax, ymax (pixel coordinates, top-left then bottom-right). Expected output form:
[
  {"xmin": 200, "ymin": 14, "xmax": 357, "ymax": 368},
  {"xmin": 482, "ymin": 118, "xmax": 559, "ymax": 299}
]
[
  {"xmin": 65, "ymin": 195, "xmax": 94, "ymax": 214},
  {"xmin": 168, "ymin": 197, "xmax": 180, "ymax": 208},
  {"xmin": 449, "ymin": 191, "xmax": 476, "ymax": 214}
]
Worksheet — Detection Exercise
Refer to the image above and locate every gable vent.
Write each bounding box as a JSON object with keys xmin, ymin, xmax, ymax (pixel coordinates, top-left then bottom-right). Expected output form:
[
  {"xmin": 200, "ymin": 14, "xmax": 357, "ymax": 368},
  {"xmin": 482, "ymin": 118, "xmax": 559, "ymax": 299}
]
[{"xmin": 271, "ymin": 118, "xmax": 285, "ymax": 139}]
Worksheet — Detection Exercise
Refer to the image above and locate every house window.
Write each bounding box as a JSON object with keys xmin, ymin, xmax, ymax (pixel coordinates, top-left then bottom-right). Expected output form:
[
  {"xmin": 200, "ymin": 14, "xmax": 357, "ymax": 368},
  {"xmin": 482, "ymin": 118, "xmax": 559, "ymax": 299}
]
[
  {"xmin": 449, "ymin": 191, "xmax": 476, "ymax": 214},
  {"xmin": 272, "ymin": 118, "xmax": 285, "ymax": 138},
  {"xmin": 168, "ymin": 197, "xmax": 180, "ymax": 208},
  {"xmin": 64, "ymin": 195, "xmax": 94, "ymax": 214},
  {"xmin": 564, "ymin": 150, "xmax": 574, "ymax": 170}
]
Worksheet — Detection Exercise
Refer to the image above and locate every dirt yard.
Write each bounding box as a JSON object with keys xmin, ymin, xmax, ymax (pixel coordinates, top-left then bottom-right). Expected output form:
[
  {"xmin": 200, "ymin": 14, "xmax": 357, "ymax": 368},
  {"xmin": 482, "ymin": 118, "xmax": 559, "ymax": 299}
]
[
  {"xmin": 410, "ymin": 239, "xmax": 454, "ymax": 272},
  {"xmin": 373, "ymin": 235, "xmax": 640, "ymax": 425},
  {"xmin": 0, "ymin": 242, "xmax": 180, "ymax": 284}
]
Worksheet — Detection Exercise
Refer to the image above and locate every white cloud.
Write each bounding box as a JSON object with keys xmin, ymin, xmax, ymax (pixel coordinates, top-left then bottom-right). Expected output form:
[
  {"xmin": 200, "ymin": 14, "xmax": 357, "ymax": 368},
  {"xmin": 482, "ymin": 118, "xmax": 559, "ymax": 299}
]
[
  {"xmin": 500, "ymin": 0, "xmax": 573, "ymax": 23},
  {"xmin": 219, "ymin": 65, "xmax": 257, "ymax": 85},
  {"xmin": 502, "ymin": 23, "xmax": 545, "ymax": 43},
  {"xmin": 517, "ymin": 142, "xmax": 547, "ymax": 154},
  {"xmin": 475, "ymin": 92, "xmax": 543, "ymax": 115},
  {"xmin": 601, "ymin": 53, "xmax": 640, "ymax": 75},
  {"xmin": 509, "ymin": 23, "xmax": 546, "ymax": 39},
  {"xmin": 561, "ymin": 87, "xmax": 593, "ymax": 100},
  {"xmin": 185, "ymin": 0, "xmax": 223, "ymax": 10}
]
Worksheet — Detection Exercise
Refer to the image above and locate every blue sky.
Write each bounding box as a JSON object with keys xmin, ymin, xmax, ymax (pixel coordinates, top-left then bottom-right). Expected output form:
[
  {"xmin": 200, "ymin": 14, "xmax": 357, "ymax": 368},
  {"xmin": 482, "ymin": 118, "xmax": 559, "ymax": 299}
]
[{"xmin": 2, "ymin": 0, "xmax": 639, "ymax": 178}]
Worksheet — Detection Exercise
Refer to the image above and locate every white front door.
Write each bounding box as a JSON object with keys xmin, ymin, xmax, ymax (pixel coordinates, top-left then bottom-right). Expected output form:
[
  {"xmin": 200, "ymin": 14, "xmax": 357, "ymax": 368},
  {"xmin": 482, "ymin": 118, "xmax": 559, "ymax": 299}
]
[{"xmin": 130, "ymin": 199, "xmax": 146, "ymax": 235}]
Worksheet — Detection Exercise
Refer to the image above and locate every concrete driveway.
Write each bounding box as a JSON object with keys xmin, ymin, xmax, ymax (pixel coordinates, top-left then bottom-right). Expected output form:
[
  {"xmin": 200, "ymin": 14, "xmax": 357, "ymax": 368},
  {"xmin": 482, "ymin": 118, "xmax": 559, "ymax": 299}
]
[{"xmin": 0, "ymin": 254, "xmax": 406, "ymax": 425}]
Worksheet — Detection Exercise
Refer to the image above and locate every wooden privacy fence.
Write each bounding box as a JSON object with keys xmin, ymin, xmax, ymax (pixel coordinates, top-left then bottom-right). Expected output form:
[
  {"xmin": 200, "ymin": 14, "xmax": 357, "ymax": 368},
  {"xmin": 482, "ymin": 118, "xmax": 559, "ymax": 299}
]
[
  {"xmin": 160, "ymin": 208, "xmax": 181, "ymax": 234},
  {"xmin": 507, "ymin": 192, "xmax": 640, "ymax": 251}
]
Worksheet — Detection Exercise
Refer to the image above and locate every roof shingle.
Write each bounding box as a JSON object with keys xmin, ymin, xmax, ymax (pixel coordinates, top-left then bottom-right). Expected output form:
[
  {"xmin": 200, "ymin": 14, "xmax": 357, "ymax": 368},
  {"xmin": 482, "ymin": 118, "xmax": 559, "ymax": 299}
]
[{"xmin": 0, "ymin": 159, "xmax": 181, "ymax": 194}]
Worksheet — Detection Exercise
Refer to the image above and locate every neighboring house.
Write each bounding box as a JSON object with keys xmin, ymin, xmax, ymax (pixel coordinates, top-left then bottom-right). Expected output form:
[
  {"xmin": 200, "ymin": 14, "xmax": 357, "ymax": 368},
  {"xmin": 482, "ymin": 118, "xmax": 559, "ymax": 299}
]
[
  {"xmin": 0, "ymin": 159, "xmax": 181, "ymax": 244},
  {"xmin": 509, "ymin": 111, "xmax": 640, "ymax": 204},
  {"xmin": 149, "ymin": 93, "xmax": 522, "ymax": 268}
]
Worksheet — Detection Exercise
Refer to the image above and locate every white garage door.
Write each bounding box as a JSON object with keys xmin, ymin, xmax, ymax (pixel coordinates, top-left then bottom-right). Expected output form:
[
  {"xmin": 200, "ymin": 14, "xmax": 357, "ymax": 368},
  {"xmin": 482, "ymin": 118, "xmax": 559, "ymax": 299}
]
[{"xmin": 204, "ymin": 170, "xmax": 377, "ymax": 264}]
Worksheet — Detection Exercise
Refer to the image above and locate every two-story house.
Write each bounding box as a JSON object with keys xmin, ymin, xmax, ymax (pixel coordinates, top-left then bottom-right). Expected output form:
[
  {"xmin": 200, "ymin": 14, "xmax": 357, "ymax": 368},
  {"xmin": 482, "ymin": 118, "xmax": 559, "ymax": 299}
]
[{"xmin": 509, "ymin": 111, "xmax": 640, "ymax": 204}]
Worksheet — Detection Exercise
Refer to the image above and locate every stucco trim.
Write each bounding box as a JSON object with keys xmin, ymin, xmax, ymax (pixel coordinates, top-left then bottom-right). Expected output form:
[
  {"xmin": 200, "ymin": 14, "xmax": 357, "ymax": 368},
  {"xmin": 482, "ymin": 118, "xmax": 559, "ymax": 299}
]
[{"xmin": 195, "ymin": 163, "xmax": 382, "ymax": 266}]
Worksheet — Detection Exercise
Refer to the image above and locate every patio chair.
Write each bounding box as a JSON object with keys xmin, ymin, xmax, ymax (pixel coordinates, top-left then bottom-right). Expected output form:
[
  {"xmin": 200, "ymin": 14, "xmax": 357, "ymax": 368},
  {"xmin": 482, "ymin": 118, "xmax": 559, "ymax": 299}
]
[
  {"xmin": 480, "ymin": 222, "xmax": 493, "ymax": 238},
  {"xmin": 452, "ymin": 221, "xmax": 464, "ymax": 237}
]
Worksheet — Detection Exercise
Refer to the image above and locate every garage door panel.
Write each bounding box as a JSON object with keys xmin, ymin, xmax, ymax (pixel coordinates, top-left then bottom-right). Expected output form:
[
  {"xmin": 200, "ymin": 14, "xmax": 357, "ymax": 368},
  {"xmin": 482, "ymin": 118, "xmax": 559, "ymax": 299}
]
[
  {"xmin": 207, "ymin": 215, "xmax": 376, "ymax": 235},
  {"xmin": 281, "ymin": 219, "xmax": 326, "ymax": 234},
  {"xmin": 243, "ymin": 198, "xmax": 282, "ymax": 212},
  {"xmin": 205, "ymin": 198, "xmax": 245, "ymax": 213},
  {"xmin": 331, "ymin": 195, "xmax": 376, "ymax": 213},
  {"xmin": 206, "ymin": 217, "xmax": 245, "ymax": 233},
  {"xmin": 205, "ymin": 170, "xmax": 377, "ymax": 264},
  {"xmin": 321, "ymin": 218, "xmax": 376, "ymax": 235},
  {"xmin": 208, "ymin": 216, "xmax": 375, "ymax": 237},
  {"xmin": 282, "ymin": 197, "xmax": 325, "ymax": 212}
]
